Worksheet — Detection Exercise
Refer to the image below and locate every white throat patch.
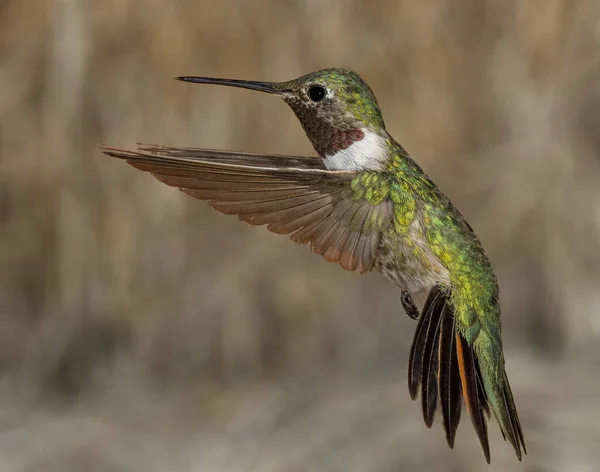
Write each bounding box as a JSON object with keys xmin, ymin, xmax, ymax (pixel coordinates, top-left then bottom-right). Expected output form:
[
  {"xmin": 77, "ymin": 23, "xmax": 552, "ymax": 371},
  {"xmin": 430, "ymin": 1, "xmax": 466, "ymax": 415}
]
[{"xmin": 323, "ymin": 128, "xmax": 389, "ymax": 171}]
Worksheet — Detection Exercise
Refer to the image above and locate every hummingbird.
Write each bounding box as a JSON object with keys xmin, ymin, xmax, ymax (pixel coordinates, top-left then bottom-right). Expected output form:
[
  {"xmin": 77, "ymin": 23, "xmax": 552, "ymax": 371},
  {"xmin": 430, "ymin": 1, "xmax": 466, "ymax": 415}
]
[{"xmin": 100, "ymin": 68, "xmax": 525, "ymax": 463}]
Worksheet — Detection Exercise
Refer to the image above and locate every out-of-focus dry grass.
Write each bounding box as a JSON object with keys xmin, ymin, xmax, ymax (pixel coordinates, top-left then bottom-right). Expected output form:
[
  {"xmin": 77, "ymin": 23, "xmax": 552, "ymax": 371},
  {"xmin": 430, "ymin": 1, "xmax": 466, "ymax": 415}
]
[{"xmin": 1, "ymin": 0, "xmax": 600, "ymax": 470}]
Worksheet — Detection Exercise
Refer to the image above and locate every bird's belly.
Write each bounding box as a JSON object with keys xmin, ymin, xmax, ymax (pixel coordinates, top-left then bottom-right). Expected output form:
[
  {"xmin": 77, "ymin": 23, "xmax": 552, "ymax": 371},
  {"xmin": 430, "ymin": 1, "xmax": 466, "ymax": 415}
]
[{"xmin": 375, "ymin": 224, "xmax": 450, "ymax": 298}]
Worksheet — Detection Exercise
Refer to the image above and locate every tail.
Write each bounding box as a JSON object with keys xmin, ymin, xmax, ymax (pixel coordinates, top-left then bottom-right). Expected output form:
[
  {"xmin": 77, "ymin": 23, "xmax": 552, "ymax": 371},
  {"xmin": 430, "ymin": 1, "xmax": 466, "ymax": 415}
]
[{"xmin": 407, "ymin": 285, "xmax": 526, "ymax": 463}]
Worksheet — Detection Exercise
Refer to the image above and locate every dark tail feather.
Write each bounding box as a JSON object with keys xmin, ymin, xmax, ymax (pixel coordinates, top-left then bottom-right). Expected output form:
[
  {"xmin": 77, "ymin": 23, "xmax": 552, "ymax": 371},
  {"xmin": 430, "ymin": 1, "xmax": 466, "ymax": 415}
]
[
  {"xmin": 438, "ymin": 303, "xmax": 462, "ymax": 447},
  {"xmin": 421, "ymin": 304, "xmax": 442, "ymax": 427},
  {"xmin": 408, "ymin": 285, "xmax": 444, "ymax": 400},
  {"xmin": 455, "ymin": 332, "xmax": 491, "ymax": 463},
  {"xmin": 407, "ymin": 285, "xmax": 526, "ymax": 463},
  {"xmin": 498, "ymin": 370, "xmax": 527, "ymax": 459}
]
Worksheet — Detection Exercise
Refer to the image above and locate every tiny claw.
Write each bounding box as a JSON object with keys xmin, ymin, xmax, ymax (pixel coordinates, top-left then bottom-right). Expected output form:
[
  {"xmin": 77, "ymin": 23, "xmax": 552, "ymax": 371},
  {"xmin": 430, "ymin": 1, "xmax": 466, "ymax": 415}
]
[{"xmin": 401, "ymin": 291, "xmax": 419, "ymax": 320}]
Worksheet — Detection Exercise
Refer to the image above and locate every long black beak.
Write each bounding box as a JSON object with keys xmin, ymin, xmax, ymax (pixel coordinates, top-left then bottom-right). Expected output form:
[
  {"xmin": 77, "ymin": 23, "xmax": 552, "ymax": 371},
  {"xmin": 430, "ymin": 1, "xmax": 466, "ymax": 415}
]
[{"xmin": 175, "ymin": 76, "xmax": 287, "ymax": 94}]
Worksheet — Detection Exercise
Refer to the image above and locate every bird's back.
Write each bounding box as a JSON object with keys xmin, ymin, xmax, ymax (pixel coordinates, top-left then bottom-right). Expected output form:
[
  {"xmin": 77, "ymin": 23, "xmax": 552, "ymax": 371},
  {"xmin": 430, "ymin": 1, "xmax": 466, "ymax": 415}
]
[{"xmin": 377, "ymin": 141, "xmax": 499, "ymax": 319}]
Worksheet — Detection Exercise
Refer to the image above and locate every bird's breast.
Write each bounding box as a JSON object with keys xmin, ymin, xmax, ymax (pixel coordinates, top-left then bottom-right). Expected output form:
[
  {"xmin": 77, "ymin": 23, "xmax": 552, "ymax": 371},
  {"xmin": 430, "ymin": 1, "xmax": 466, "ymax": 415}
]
[{"xmin": 375, "ymin": 218, "xmax": 451, "ymax": 296}]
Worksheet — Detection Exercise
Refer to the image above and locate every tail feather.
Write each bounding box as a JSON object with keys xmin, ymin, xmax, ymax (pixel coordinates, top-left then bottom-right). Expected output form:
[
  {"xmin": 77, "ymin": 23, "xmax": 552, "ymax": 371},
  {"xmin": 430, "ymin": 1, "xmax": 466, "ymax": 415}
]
[
  {"xmin": 408, "ymin": 285, "xmax": 444, "ymax": 400},
  {"xmin": 421, "ymin": 306, "xmax": 442, "ymax": 427},
  {"xmin": 455, "ymin": 331, "xmax": 491, "ymax": 463},
  {"xmin": 408, "ymin": 285, "xmax": 526, "ymax": 464},
  {"xmin": 498, "ymin": 370, "xmax": 527, "ymax": 457},
  {"xmin": 474, "ymin": 362, "xmax": 491, "ymax": 418},
  {"xmin": 438, "ymin": 304, "xmax": 462, "ymax": 448}
]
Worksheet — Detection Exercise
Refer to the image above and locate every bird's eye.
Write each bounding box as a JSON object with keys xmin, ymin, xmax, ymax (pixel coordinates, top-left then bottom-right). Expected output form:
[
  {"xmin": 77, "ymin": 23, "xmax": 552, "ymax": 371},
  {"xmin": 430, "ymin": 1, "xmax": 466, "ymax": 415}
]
[{"xmin": 308, "ymin": 85, "xmax": 326, "ymax": 102}]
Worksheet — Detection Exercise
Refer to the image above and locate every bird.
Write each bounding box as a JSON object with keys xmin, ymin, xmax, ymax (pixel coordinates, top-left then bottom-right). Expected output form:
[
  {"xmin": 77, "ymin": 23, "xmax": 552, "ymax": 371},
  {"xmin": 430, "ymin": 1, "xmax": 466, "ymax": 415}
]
[{"xmin": 99, "ymin": 68, "xmax": 526, "ymax": 463}]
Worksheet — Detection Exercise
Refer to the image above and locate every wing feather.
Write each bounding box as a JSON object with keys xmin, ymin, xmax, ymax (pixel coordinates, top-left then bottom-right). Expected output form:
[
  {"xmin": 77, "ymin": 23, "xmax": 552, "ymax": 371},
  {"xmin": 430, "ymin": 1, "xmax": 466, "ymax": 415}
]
[
  {"xmin": 99, "ymin": 144, "xmax": 392, "ymax": 273},
  {"xmin": 136, "ymin": 143, "xmax": 327, "ymax": 169}
]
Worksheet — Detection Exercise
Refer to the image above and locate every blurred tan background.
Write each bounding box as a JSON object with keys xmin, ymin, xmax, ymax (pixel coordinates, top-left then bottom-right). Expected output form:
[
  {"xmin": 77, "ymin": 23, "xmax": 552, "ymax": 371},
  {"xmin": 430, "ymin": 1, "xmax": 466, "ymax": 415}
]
[{"xmin": 1, "ymin": 0, "xmax": 600, "ymax": 471}]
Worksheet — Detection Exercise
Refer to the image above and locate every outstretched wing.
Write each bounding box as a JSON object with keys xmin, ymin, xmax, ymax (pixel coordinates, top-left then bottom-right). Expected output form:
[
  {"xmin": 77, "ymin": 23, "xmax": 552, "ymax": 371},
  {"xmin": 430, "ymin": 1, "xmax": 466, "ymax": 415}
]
[{"xmin": 99, "ymin": 143, "xmax": 392, "ymax": 274}]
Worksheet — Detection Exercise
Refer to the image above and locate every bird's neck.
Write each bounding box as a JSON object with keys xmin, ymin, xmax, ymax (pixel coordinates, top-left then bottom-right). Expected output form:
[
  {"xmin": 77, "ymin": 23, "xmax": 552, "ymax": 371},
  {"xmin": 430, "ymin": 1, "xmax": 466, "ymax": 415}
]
[{"xmin": 321, "ymin": 127, "xmax": 390, "ymax": 172}]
